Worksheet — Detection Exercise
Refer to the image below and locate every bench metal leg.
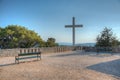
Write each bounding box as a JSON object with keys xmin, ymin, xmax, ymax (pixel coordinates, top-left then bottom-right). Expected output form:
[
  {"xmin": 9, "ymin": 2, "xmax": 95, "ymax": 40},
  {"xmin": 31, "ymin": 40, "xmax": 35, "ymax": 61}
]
[
  {"xmin": 37, "ymin": 53, "xmax": 41, "ymax": 60},
  {"xmin": 40, "ymin": 53, "xmax": 41, "ymax": 60},
  {"xmin": 15, "ymin": 57, "xmax": 16, "ymax": 63},
  {"xmin": 37, "ymin": 54, "xmax": 38, "ymax": 60},
  {"xmin": 15, "ymin": 56, "xmax": 19, "ymax": 64}
]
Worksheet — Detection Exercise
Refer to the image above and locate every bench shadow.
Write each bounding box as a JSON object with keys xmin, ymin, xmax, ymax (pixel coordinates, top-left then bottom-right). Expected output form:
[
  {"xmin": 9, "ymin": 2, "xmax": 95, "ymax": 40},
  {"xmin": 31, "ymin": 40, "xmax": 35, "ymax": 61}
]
[
  {"xmin": 0, "ymin": 63, "xmax": 16, "ymax": 67},
  {"xmin": 0, "ymin": 59, "xmax": 41, "ymax": 67},
  {"xmin": 87, "ymin": 59, "xmax": 120, "ymax": 78}
]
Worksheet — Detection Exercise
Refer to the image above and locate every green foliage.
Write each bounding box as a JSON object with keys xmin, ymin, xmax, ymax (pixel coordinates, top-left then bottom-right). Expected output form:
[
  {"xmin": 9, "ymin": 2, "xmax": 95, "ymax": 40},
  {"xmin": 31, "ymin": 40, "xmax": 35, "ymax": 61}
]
[
  {"xmin": 0, "ymin": 25, "xmax": 44, "ymax": 48},
  {"xmin": 46, "ymin": 37, "xmax": 59, "ymax": 47},
  {"xmin": 96, "ymin": 27, "xmax": 120, "ymax": 47}
]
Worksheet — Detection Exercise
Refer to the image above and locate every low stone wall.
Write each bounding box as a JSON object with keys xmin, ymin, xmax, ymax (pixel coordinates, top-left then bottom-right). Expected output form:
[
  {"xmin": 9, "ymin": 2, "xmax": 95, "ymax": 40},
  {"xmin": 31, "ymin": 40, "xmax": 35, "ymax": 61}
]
[
  {"xmin": 83, "ymin": 46, "xmax": 120, "ymax": 53},
  {"xmin": 0, "ymin": 49, "xmax": 19, "ymax": 57},
  {"xmin": 0, "ymin": 46, "xmax": 83, "ymax": 57},
  {"xmin": 112, "ymin": 47, "xmax": 120, "ymax": 53},
  {"xmin": 1, "ymin": 46, "xmax": 120, "ymax": 57}
]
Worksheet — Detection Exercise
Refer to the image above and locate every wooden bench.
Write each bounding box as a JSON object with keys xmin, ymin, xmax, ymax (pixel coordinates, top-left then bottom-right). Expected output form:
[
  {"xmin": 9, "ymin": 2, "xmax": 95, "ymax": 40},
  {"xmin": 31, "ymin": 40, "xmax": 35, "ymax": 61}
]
[{"xmin": 15, "ymin": 48, "xmax": 41, "ymax": 64}]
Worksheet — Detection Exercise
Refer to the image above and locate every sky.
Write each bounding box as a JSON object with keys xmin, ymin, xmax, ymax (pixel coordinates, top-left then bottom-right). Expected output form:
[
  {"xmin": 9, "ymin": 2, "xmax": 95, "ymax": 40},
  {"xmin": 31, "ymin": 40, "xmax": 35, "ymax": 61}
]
[{"xmin": 0, "ymin": 0, "xmax": 120, "ymax": 44}]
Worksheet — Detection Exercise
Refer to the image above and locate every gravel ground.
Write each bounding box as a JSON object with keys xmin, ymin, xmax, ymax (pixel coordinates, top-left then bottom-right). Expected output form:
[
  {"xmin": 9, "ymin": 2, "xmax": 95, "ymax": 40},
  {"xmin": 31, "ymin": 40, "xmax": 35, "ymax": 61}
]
[{"xmin": 0, "ymin": 51, "xmax": 120, "ymax": 80}]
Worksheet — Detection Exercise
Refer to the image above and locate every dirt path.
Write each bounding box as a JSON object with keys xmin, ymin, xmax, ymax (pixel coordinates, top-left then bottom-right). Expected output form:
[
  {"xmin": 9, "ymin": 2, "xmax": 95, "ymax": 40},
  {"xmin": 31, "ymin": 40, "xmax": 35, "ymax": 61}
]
[{"xmin": 0, "ymin": 51, "xmax": 120, "ymax": 80}]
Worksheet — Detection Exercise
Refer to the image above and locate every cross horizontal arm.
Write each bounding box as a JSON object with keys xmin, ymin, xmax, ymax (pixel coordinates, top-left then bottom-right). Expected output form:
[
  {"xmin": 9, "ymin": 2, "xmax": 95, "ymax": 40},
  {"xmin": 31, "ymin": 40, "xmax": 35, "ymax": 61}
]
[{"xmin": 65, "ymin": 25, "xmax": 83, "ymax": 28}]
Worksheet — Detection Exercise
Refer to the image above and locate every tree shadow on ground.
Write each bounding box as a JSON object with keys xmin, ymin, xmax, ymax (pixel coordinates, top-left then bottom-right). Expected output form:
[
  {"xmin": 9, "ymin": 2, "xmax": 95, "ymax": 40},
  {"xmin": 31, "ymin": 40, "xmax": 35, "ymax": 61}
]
[{"xmin": 87, "ymin": 59, "xmax": 120, "ymax": 78}]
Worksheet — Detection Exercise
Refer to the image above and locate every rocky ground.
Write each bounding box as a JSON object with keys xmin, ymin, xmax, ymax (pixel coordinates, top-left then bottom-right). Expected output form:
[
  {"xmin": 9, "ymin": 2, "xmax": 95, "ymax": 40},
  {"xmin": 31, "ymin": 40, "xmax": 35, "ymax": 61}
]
[{"xmin": 0, "ymin": 51, "xmax": 120, "ymax": 80}]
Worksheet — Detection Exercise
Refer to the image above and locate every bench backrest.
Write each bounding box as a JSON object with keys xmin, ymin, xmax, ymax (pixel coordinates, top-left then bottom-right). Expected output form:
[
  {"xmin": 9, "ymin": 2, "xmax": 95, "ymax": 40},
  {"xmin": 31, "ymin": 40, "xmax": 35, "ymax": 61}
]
[{"xmin": 20, "ymin": 48, "xmax": 41, "ymax": 54}]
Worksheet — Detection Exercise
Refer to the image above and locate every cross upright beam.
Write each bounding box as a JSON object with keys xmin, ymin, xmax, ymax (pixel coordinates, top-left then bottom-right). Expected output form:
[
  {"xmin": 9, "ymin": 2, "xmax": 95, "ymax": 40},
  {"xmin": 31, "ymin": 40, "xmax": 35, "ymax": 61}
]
[{"xmin": 65, "ymin": 17, "xmax": 83, "ymax": 46}]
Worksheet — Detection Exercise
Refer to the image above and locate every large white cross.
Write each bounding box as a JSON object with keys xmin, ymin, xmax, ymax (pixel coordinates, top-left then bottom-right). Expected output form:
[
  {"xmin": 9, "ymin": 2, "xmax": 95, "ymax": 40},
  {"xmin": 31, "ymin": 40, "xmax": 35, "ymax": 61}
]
[{"xmin": 65, "ymin": 17, "xmax": 83, "ymax": 46}]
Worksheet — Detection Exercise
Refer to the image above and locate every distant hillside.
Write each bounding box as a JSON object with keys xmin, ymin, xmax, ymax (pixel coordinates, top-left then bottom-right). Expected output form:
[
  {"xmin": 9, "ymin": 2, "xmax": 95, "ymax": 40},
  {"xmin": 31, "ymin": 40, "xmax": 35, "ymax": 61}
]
[
  {"xmin": 59, "ymin": 42, "xmax": 96, "ymax": 47},
  {"xmin": 58, "ymin": 42, "xmax": 72, "ymax": 46},
  {"xmin": 76, "ymin": 43, "xmax": 96, "ymax": 47}
]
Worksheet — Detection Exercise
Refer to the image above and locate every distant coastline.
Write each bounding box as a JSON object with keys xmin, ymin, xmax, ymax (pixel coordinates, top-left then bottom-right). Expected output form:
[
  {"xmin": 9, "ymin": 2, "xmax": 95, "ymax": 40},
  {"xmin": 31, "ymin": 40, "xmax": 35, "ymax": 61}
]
[{"xmin": 58, "ymin": 42, "xmax": 95, "ymax": 47}]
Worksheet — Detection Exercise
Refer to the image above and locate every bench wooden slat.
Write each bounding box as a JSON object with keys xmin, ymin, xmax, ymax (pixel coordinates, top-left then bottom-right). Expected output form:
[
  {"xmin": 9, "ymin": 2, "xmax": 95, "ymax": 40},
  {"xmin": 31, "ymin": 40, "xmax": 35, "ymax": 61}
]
[
  {"xmin": 18, "ymin": 52, "xmax": 41, "ymax": 56},
  {"xmin": 16, "ymin": 56, "xmax": 41, "ymax": 60}
]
